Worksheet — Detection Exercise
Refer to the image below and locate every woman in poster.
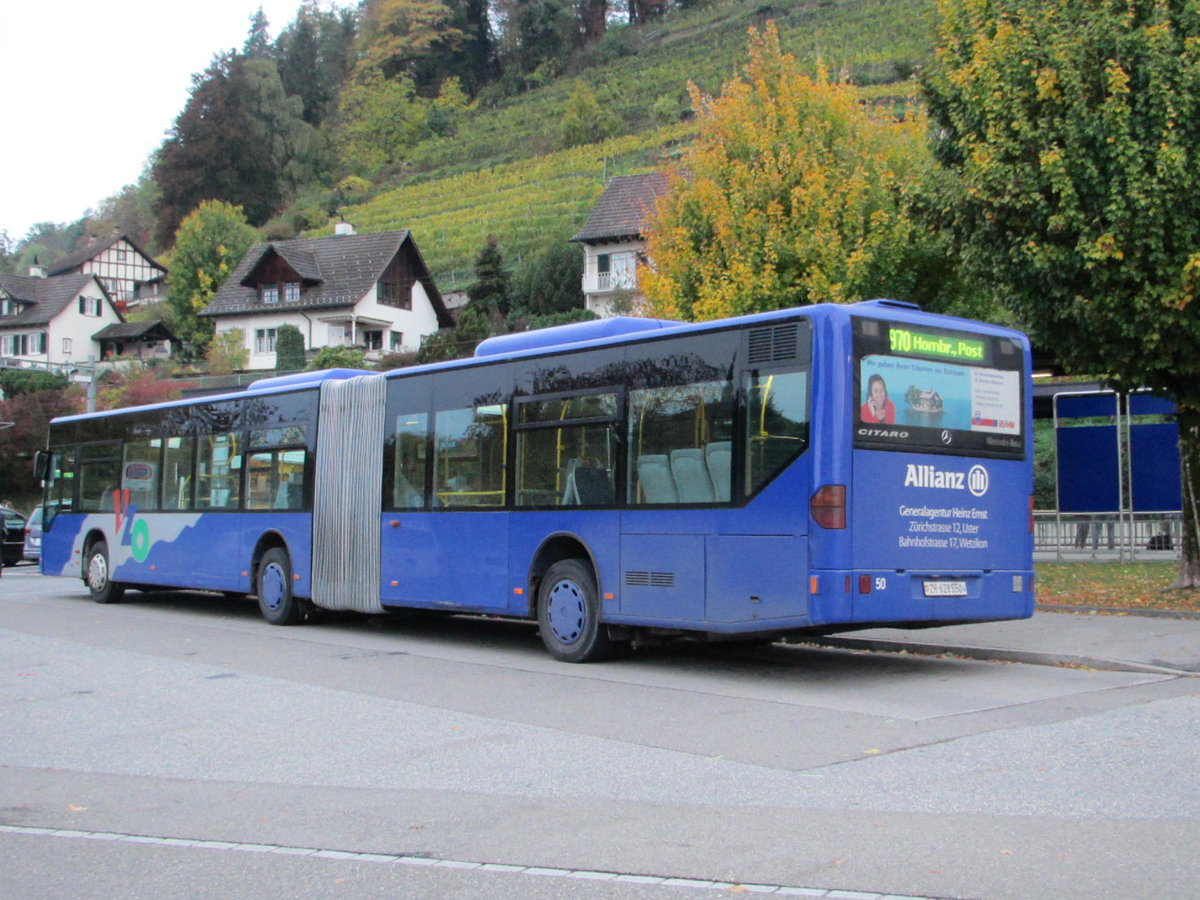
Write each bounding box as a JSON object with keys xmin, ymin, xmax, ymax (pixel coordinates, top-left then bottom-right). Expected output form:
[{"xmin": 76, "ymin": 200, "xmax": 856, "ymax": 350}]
[{"xmin": 861, "ymin": 374, "xmax": 896, "ymax": 424}]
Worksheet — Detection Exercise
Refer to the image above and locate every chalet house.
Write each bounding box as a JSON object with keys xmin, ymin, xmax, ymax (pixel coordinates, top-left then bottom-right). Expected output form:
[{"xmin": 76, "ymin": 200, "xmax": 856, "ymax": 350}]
[
  {"xmin": 0, "ymin": 265, "xmax": 122, "ymax": 367},
  {"xmin": 570, "ymin": 173, "xmax": 669, "ymax": 317},
  {"xmin": 201, "ymin": 226, "xmax": 453, "ymax": 371},
  {"xmin": 48, "ymin": 233, "xmax": 168, "ymax": 312}
]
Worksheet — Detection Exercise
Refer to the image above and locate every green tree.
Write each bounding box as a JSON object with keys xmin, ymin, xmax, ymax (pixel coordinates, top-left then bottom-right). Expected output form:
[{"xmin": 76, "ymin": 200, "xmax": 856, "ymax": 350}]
[
  {"xmin": 510, "ymin": 238, "xmax": 583, "ymax": 316},
  {"xmin": 641, "ymin": 25, "xmax": 949, "ymax": 321},
  {"xmin": 163, "ymin": 201, "xmax": 256, "ymax": 358},
  {"xmin": 494, "ymin": 0, "xmax": 575, "ymax": 83},
  {"xmin": 0, "ymin": 370, "xmax": 68, "ymax": 397},
  {"xmin": 275, "ymin": 324, "xmax": 306, "ymax": 371},
  {"xmin": 207, "ymin": 328, "xmax": 250, "ymax": 375},
  {"xmin": 277, "ymin": 2, "xmax": 359, "ymax": 125},
  {"xmin": 924, "ymin": 0, "xmax": 1200, "ymax": 587},
  {"xmin": 357, "ymin": 0, "xmax": 464, "ymax": 95},
  {"xmin": 334, "ymin": 67, "xmax": 427, "ymax": 172},
  {"xmin": 244, "ymin": 7, "xmax": 273, "ymax": 59},
  {"xmin": 415, "ymin": 305, "xmax": 492, "ymax": 363},
  {"xmin": 466, "ymin": 235, "xmax": 511, "ymax": 322},
  {"xmin": 561, "ymin": 80, "xmax": 618, "ymax": 148},
  {"xmin": 307, "ymin": 345, "xmax": 368, "ymax": 370},
  {"xmin": 153, "ymin": 52, "xmax": 318, "ymax": 244}
]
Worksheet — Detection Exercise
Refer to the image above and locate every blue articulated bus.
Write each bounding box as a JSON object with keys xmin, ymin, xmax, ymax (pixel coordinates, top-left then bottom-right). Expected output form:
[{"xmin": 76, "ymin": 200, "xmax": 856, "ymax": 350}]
[{"xmin": 37, "ymin": 300, "xmax": 1034, "ymax": 661}]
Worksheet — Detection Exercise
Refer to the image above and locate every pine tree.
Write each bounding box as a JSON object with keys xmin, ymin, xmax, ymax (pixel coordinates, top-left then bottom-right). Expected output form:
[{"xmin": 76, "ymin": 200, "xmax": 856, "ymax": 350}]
[{"xmin": 466, "ymin": 235, "xmax": 511, "ymax": 322}]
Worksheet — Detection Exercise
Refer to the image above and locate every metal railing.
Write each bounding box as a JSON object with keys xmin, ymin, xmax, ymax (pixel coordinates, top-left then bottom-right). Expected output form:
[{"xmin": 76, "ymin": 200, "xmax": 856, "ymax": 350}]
[{"xmin": 1034, "ymin": 510, "xmax": 1182, "ymax": 561}]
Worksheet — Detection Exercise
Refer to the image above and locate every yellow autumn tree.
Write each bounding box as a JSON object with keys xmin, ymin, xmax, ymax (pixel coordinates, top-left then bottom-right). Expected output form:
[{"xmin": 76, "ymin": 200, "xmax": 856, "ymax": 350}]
[{"xmin": 642, "ymin": 24, "xmax": 944, "ymax": 321}]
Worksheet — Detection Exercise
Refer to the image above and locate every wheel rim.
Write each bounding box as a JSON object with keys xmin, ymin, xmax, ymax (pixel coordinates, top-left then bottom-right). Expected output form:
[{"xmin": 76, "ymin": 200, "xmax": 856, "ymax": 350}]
[
  {"xmin": 87, "ymin": 552, "xmax": 108, "ymax": 592},
  {"xmin": 261, "ymin": 562, "xmax": 287, "ymax": 611},
  {"xmin": 546, "ymin": 578, "xmax": 586, "ymax": 645}
]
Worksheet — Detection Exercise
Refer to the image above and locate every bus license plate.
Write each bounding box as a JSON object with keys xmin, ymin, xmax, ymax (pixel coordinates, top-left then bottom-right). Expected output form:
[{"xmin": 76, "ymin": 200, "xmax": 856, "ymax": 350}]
[{"xmin": 924, "ymin": 580, "xmax": 967, "ymax": 597}]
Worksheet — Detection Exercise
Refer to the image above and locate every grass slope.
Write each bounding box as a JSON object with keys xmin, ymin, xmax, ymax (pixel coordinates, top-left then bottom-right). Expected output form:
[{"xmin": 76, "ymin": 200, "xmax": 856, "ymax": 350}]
[{"xmin": 326, "ymin": 0, "xmax": 937, "ymax": 285}]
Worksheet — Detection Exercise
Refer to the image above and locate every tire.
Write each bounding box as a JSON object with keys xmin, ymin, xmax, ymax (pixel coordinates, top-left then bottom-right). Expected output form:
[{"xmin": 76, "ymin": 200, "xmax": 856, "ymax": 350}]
[
  {"xmin": 256, "ymin": 547, "xmax": 308, "ymax": 626},
  {"xmin": 85, "ymin": 540, "xmax": 125, "ymax": 604},
  {"xmin": 537, "ymin": 558, "xmax": 614, "ymax": 663}
]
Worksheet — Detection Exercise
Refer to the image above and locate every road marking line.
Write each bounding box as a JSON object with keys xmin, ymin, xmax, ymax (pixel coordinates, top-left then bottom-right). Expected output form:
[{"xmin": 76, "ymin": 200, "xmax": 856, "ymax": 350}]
[{"xmin": 0, "ymin": 824, "xmax": 950, "ymax": 898}]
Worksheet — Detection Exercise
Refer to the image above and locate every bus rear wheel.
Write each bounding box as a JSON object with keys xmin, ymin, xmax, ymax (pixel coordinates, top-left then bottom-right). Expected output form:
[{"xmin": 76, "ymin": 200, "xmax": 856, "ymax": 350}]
[
  {"xmin": 537, "ymin": 559, "xmax": 615, "ymax": 663},
  {"xmin": 256, "ymin": 547, "xmax": 309, "ymax": 626},
  {"xmin": 85, "ymin": 540, "xmax": 125, "ymax": 604}
]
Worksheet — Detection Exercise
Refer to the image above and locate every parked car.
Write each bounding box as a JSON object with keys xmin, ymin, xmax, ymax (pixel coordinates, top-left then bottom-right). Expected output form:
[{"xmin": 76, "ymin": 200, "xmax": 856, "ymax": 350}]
[
  {"xmin": 2, "ymin": 506, "xmax": 26, "ymax": 566},
  {"xmin": 23, "ymin": 504, "xmax": 44, "ymax": 563}
]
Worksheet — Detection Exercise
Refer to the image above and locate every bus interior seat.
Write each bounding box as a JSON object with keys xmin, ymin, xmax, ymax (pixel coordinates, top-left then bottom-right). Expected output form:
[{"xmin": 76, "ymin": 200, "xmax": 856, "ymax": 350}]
[
  {"xmin": 573, "ymin": 467, "xmax": 614, "ymax": 505},
  {"xmin": 275, "ymin": 481, "xmax": 304, "ymax": 510},
  {"xmin": 705, "ymin": 441, "xmax": 731, "ymax": 501},
  {"xmin": 636, "ymin": 454, "xmax": 679, "ymax": 503},
  {"xmin": 670, "ymin": 448, "xmax": 715, "ymax": 503},
  {"xmin": 395, "ymin": 471, "xmax": 423, "ymax": 508}
]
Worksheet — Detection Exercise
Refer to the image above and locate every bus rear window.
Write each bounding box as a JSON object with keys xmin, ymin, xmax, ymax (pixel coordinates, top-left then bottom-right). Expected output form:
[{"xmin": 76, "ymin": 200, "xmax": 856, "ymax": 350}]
[{"xmin": 852, "ymin": 317, "xmax": 1025, "ymax": 459}]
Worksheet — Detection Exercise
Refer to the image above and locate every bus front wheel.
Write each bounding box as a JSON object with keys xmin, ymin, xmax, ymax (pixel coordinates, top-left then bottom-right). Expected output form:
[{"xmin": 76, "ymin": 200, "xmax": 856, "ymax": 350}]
[
  {"xmin": 85, "ymin": 540, "xmax": 125, "ymax": 604},
  {"xmin": 256, "ymin": 548, "xmax": 308, "ymax": 626},
  {"xmin": 537, "ymin": 559, "xmax": 614, "ymax": 663}
]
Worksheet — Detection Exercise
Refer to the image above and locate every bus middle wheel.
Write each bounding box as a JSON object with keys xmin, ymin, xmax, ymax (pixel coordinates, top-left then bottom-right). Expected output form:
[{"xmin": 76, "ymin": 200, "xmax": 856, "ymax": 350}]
[
  {"xmin": 256, "ymin": 547, "xmax": 308, "ymax": 626},
  {"xmin": 537, "ymin": 558, "xmax": 615, "ymax": 663}
]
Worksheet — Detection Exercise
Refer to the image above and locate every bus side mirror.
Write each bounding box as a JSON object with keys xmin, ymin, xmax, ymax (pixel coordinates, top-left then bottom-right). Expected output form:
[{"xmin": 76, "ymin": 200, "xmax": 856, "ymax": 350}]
[{"xmin": 33, "ymin": 450, "xmax": 56, "ymax": 483}]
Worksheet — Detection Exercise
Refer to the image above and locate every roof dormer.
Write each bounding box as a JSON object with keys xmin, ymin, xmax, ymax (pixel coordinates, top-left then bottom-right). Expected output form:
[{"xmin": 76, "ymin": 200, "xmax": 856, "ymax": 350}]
[{"xmin": 240, "ymin": 245, "xmax": 323, "ymax": 304}]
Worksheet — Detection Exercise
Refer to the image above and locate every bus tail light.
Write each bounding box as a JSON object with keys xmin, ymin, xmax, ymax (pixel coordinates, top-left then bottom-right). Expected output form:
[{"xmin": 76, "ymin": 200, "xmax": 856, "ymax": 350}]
[{"xmin": 810, "ymin": 484, "xmax": 846, "ymax": 529}]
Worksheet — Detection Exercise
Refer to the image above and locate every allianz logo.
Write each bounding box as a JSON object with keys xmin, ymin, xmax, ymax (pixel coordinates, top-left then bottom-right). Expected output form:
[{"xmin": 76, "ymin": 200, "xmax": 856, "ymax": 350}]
[{"xmin": 904, "ymin": 464, "xmax": 989, "ymax": 497}]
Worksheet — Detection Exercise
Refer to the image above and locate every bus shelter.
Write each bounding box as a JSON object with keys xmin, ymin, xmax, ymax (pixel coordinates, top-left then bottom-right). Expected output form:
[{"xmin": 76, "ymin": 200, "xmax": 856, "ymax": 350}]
[{"xmin": 1038, "ymin": 390, "xmax": 1181, "ymax": 560}]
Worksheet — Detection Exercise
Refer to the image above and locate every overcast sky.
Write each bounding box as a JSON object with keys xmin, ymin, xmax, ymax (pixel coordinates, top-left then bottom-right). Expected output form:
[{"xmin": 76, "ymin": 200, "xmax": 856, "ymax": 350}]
[{"xmin": 2, "ymin": 0, "xmax": 306, "ymax": 244}]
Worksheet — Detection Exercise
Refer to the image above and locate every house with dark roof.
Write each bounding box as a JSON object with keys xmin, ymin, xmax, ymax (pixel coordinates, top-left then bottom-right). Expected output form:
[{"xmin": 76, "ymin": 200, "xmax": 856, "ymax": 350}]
[
  {"xmin": 48, "ymin": 233, "xmax": 167, "ymax": 311},
  {"xmin": 92, "ymin": 320, "xmax": 177, "ymax": 361},
  {"xmin": 0, "ymin": 266, "xmax": 122, "ymax": 367},
  {"xmin": 570, "ymin": 173, "xmax": 670, "ymax": 317},
  {"xmin": 201, "ymin": 226, "xmax": 453, "ymax": 371}
]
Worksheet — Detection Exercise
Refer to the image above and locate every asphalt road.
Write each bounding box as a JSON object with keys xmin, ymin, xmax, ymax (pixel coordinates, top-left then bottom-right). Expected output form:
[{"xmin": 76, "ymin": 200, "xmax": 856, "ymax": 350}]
[{"xmin": 1, "ymin": 564, "xmax": 1197, "ymax": 900}]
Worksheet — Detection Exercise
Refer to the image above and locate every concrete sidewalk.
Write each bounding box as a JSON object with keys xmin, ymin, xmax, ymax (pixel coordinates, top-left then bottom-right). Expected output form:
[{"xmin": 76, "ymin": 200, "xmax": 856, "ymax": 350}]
[{"xmin": 817, "ymin": 609, "xmax": 1200, "ymax": 675}]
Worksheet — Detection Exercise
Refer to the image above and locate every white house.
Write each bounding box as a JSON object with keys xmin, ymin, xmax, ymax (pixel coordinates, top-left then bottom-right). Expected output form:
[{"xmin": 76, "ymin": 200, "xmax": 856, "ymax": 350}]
[
  {"xmin": 47, "ymin": 232, "xmax": 168, "ymax": 312},
  {"xmin": 0, "ymin": 266, "xmax": 122, "ymax": 368},
  {"xmin": 569, "ymin": 173, "xmax": 670, "ymax": 317},
  {"xmin": 202, "ymin": 226, "xmax": 454, "ymax": 371}
]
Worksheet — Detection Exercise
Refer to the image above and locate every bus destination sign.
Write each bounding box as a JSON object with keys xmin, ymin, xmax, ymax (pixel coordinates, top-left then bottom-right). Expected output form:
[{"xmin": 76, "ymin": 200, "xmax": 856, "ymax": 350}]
[{"xmin": 889, "ymin": 327, "xmax": 985, "ymax": 362}]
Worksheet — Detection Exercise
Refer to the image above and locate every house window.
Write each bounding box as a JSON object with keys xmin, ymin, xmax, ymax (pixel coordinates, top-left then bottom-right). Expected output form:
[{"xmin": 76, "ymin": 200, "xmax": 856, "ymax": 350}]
[
  {"xmin": 78, "ymin": 296, "xmax": 103, "ymax": 316},
  {"xmin": 255, "ymin": 328, "xmax": 278, "ymax": 354},
  {"xmin": 262, "ymin": 286, "xmax": 279, "ymax": 304},
  {"xmin": 363, "ymin": 330, "xmax": 383, "ymax": 351},
  {"xmin": 597, "ymin": 252, "xmax": 636, "ymax": 291},
  {"xmin": 0, "ymin": 299, "xmax": 14, "ymax": 316},
  {"xmin": 284, "ymin": 282, "xmax": 300, "ymax": 302},
  {"xmin": 390, "ymin": 331, "xmax": 403, "ymax": 351},
  {"xmin": 328, "ymin": 325, "xmax": 346, "ymax": 346},
  {"xmin": 62, "ymin": 338, "xmax": 73, "ymax": 355},
  {"xmin": 116, "ymin": 249, "xmax": 128, "ymax": 262},
  {"xmin": 3, "ymin": 333, "xmax": 46, "ymax": 356}
]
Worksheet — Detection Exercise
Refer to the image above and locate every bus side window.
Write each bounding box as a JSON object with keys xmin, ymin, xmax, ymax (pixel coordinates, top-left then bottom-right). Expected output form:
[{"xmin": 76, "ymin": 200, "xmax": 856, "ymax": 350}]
[
  {"xmin": 122, "ymin": 439, "xmax": 161, "ymax": 512},
  {"xmin": 197, "ymin": 434, "xmax": 242, "ymax": 510},
  {"xmin": 391, "ymin": 412, "xmax": 428, "ymax": 509},
  {"xmin": 78, "ymin": 442, "xmax": 121, "ymax": 512},
  {"xmin": 745, "ymin": 370, "xmax": 809, "ymax": 495},
  {"xmin": 47, "ymin": 446, "xmax": 75, "ymax": 525},
  {"xmin": 434, "ymin": 404, "xmax": 506, "ymax": 508},
  {"xmin": 161, "ymin": 436, "xmax": 195, "ymax": 510},
  {"xmin": 628, "ymin": 380, "xmax": 734, "ymax": 505},
  {"xmin": 515, "ymin": 393, "xmax": 617, "ymax": 508}
]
